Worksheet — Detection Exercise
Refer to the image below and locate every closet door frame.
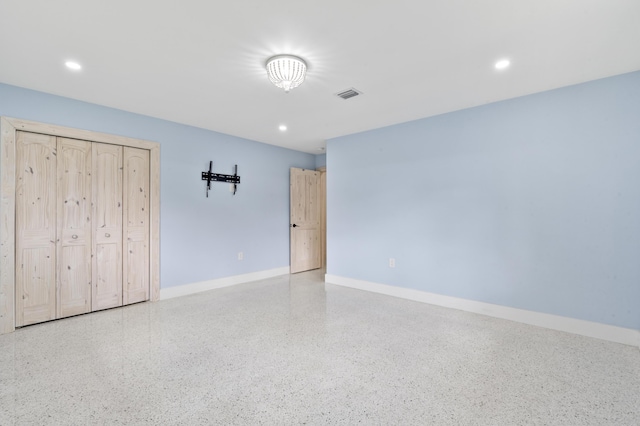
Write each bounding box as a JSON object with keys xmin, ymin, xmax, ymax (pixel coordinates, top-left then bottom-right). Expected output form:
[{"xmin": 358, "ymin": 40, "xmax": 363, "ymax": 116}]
[{"xmin": 0, "ymin": 117, "xmax": 160, "ymax": 334}]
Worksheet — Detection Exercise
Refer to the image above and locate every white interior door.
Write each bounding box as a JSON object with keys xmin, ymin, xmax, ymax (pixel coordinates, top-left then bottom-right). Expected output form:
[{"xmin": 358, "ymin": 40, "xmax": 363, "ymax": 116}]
[{"xmin": 290, "ymin": 168, "xmax": 321, "ymax": 274}]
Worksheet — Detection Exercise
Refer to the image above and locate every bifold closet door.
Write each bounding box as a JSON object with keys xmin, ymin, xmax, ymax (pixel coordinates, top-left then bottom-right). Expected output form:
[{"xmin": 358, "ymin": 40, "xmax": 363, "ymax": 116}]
[
  {"xmin": 123, "ymin": 147, "xmax": 150, "ymax": 304},
  {"xmin": 57, "ymin": 138, "xmax": 92, "ymax": 318},
  {"xmin": 15, "ymin": 132, "xmax": 57, "ymax": 327},
  {"xmin": 92, "ymin": 143, "xmax": 123, "ymax": 311}
]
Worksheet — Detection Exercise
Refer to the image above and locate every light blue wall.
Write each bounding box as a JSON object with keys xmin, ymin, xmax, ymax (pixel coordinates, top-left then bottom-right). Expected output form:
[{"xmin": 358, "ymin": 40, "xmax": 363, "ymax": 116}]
[
  {"xmin": 327, "ymin": 71, "xmax": 640, "ymax": 330},
  {"xmin": 0, "ymin": 83, "xmax": 315, "ymax": 289},
  {"xmin": 315, "ymin": 154, "xmax": 326, "ymax": 169}
]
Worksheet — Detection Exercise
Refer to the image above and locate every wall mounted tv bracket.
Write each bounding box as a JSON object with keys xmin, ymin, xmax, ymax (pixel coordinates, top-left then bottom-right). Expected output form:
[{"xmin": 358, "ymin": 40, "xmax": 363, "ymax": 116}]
[{"xmin": 202, "ymin": 161, "xmax": 240, "ymax": 197}]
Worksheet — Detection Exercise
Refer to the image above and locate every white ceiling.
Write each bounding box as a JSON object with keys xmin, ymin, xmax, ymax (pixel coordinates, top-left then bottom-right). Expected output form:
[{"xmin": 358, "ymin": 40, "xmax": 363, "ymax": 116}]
[{"xmin": 1, "ymin": 1, "xmax": 639, "ymax": 154}]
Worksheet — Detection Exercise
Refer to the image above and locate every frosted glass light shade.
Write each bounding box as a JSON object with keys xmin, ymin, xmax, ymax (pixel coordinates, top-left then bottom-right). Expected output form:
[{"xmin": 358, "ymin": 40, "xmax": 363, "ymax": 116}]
[{"xmin": 266, "ymin": 55, "xmax": 307, "ymax": 92}]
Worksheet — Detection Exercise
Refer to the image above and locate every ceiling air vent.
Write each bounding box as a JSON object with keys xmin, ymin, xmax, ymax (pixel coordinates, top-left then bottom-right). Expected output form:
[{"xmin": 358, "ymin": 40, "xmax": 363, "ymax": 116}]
[{"xmin": 336, "ymin": 88, "xmax": 362, "ymax": 100}]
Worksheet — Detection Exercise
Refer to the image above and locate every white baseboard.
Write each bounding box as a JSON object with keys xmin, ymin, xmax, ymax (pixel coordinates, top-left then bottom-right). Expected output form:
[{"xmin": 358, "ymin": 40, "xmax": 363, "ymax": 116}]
[
  {"xmin": 160, "ymin": 267, "xmax": 290, "ymax": 300},
  {"xmin": 325, "ymin": 274, "xmax": 640, "ymax": 348}
]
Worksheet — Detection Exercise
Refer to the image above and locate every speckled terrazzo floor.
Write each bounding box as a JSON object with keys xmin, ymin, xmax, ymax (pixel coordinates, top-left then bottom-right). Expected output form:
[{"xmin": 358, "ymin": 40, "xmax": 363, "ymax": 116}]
[{"xmin": 1, "ymin": 270, "xmax": 639, "ymax": 425}]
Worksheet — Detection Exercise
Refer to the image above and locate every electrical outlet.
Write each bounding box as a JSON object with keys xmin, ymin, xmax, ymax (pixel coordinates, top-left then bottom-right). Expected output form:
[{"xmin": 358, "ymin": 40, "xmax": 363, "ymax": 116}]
[
  {"xmin": 389, "ymin": 258, "xmax": 395, "ymax": 268},
  {"xmin": 238, "ymin": 252, "xmax": 244, "ymax": 261}
]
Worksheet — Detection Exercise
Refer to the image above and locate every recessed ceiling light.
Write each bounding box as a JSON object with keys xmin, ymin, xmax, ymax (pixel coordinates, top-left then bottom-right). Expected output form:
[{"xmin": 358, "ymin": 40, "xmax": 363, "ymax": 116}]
[
  {"xmin": 65, "ymin": 61, "xmax": 82, "ymax": 71},
  {"xmin": 279, "ymin": 125, "xmax": 287, "ymax": 131},
  {"xmin": 495, "ymin": 59, "xmax": 510, "ymax": 70}
]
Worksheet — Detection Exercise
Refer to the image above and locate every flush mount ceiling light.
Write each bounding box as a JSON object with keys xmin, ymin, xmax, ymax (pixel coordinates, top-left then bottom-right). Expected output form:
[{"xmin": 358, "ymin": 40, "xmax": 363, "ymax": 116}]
[{"xmin": 266, "ymin": 55, "xmax": 307, "ymax": 93}]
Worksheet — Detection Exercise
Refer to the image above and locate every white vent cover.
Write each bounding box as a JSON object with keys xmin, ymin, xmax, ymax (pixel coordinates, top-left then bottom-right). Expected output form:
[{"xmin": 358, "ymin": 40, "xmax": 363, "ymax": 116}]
[{"xmin": 336, "ymin": 88, "xmax": 362, "ymax": 100}]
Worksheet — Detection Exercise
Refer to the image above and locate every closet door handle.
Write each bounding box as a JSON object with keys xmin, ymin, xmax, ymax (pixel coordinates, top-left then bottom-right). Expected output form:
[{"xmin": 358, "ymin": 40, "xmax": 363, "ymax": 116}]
[
  {"xmin": 72, "ymin": 234, "xmax": 78, "ymax": 239},
  {"xmin": 105, "ymin": 233, "xmax": 111, "ymax": 238}
]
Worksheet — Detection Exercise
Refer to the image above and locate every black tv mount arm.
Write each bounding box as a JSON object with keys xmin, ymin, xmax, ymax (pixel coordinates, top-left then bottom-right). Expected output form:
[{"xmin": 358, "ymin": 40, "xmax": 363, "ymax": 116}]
[{"xmin": 201, "ymin": 161, "xmax": 240, "ymax": 197}]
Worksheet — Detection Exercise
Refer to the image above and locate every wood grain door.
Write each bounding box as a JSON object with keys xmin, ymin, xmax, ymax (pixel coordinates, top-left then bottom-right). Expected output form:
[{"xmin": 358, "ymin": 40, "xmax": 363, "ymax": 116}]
[
  {"xmin": 15, "ymin": 132, "xmax": 57, "ymax": 326},
  {"xmin": 57, "ymin": 138, "xmax": 92, "ymax": 318},
  {"xmin": 290, "ymin": 168, "xmax": 321, "ymax": 273},
  {"xmin": 92, "ymin": 143, "xmax": 123, "ymax": 311},
  {"xmin": 123, "ymin": 147, "xmax": 150, "ymax": 305}
]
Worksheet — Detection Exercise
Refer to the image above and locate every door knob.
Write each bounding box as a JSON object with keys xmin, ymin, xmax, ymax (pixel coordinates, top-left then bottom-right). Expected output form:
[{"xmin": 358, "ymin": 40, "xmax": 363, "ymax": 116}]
[{"xmin": 292, "ymin": 224, "xmax": 298, "ymax": 228}]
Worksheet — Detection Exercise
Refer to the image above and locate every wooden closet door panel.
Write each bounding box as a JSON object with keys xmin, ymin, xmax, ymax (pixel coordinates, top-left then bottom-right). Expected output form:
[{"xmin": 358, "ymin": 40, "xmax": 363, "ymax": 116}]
[
  {"xmin": 15, "ymin": 132, "xmax": 57, "ymax": 326},
  {"xmin": 123, "ymin": 147, "xmax": 150, "ymax": 305},
  {"xmin": 57, "ymin": 138, "xmax": 92, "ymax": 318},
  {"xmin": 92, "ymin": 143, "xmax": 123, "ymax": 311}
]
